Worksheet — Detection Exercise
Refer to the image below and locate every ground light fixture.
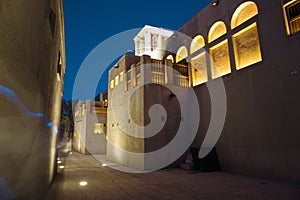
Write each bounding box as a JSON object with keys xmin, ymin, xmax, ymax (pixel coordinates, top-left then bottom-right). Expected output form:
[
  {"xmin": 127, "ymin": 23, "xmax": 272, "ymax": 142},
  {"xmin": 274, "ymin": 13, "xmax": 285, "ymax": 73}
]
[
  {"xmin": 79, "ymin": 181, "xmax": 88, "ymax": 186},
  {"xmin": 59, "ymin": 165, "xmax": 65, "ymax": 169},
  {"xmin": 57, "ymin": 160, "xmax": 62, "ymax": 164},
  {"xmin": 102, "ymin": 163, "xmax": 107, "ymax": 167}
]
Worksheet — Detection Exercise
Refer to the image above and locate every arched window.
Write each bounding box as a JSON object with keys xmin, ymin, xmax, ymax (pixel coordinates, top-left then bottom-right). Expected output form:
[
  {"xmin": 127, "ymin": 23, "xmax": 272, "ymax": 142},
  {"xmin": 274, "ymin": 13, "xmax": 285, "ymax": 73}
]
[
  {"xmin": 166, "ymin": 55, "xmax": 174, "ymax": 63},
  {"xmin": 231, "ymin": 1, "xmax": 258, "ymax": 29},
  {"xmin": 190, "ymin": 35, "xmax": 207, "ymax": 86},
  {"xmin": 208, "ymin": 21, "xmax": 231, "ymax": 79},
  {"xmin": 190, "ymin": 35, "xmax": 205, "ymax": 54},
  {"xmin": 176, "ymin": 46, "xmax": 188, "ymax": 63},
  {"xmin": 231, "ymin": 1, "xmax": 262, "ymax": 70},
  {"xmin": 208, "ymin": 21, "xmax": 227, "ymax": 43}
]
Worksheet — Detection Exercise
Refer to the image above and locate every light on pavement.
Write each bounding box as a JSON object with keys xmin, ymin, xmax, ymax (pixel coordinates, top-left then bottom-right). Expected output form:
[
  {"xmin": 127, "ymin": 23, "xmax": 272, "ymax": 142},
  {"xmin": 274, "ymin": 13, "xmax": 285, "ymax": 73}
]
[{"xmin": 79, "ymin": 181, "xmax": 88, "ymax": 186}]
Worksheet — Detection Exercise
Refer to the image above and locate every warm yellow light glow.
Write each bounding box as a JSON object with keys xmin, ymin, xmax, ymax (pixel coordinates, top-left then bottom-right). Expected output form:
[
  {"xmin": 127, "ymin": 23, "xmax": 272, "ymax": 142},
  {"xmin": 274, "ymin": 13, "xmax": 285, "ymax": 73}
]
[
  {"xmin": 231, "ymin": 1, "xmax": 258, "ymax": 29},
  {"xmin": 59, "ymin": 165, "xmax": 65, "ymax": 169},
  {"xmin": 283, "ymin": 0, "xmax": 300, "ymax": 35},
  {"xmin": 166, "ymin": 55, "xmax": 174, "ymax": 63},
  {"xmin": 102, "ymin": 163, "xmax": 107, "ymax": 167},
  {"xmin": 176, "ymin": 46, "xmax": 188, "ymax": 63},
  {"xmin": 210, "ymin": 39, "xmax": 231, "ymax": 79},
  {"xmin": 232, "ymin": 22, "xmax": 262, "ymax": 70},
  {"xmin": 110, "ymin": 80, "xmax": 114, "ymax": 89},
  {"xmin": 94, "ymin": 123, "xmax": 104, "ymax": 134},
  {"xmin": 208, "ymin": 21, "xmax": 227, "ymax": 43},
  {"xmin": 114, "ymin": 76, "xmax": 119, "ymax": 86},
  {"xmin": 79, "ymin": 181, "xmax": 88, "ymax": 186},
  {"xmin": 190, "ymin": 35, "xmax": 205, "ymax": 54},
  {"xmin": 191, "ymin": 52, "xmax": 208, "ymax": 86},
  {"xmin": 151, "ymin": 60, "xmax": 165, "ymax": 84},
  {"xmin": 57, "ymin": 157, "xmax": 60, "ymax": 160},
  {"xmin": 57, "ymin": 160, "xmax": 62, "ymax": 164}
]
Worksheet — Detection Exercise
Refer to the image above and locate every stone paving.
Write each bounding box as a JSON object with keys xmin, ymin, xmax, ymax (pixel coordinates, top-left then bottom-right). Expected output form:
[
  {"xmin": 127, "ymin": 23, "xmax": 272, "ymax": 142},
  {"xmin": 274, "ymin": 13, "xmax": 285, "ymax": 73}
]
[{"xmin": 45, "ymin": 152, "xmax": 300, "ymax": 200}]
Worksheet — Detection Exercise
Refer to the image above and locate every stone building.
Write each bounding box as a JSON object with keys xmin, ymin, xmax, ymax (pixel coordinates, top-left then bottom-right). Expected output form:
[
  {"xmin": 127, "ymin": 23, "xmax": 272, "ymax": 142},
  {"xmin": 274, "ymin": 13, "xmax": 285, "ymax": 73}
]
[
  {"xmin": 107, "ymin": 53, "xmax": 196, "ymax": 170},
  {"xmin": 107, "ymin": 0, "xmax": 300, "ymax": 182},
  {"xmin": 0, "ymin": 0, "xmax": 66, "ymax": 199},
  {"xmin": 73, "ymin": 97, "xmax": 108, "ymax": 155},
  {"xmin": 164, "ymin": 0, "xmax": 300, "ymax": 182}
]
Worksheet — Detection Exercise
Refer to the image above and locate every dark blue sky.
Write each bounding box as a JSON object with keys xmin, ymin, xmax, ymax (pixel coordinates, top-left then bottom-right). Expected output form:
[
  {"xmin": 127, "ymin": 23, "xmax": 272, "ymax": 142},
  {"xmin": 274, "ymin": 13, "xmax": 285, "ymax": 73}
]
[{"xmin": 63, "ymin": 0, "xmax": 211, "ymax": 100}]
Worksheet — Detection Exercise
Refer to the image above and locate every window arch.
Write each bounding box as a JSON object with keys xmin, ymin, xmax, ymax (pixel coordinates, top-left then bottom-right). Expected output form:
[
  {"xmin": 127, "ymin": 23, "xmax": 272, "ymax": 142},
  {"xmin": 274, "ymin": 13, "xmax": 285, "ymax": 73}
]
[
  {"xmin": 189, "ymin": 35, "xmax": 207, "ymax": 86},
  {"xmin": 208, "ymin": 21, "xmax": 231, "ymax": 79},
  {"xmin": 231, "ymin": 1, "xmax": 262, "ymax": 70},
  {"xmin": 190, "ymin": 35, "xmax": 205, "ymax": 54},
  {"xmin": 176, "ymin": 46, "xmax": 188, "ymax": 63},
  {"xmin": 231, "ymin": 1, "xmax": 258, "ymax": 29},
  {"xmin": 166, "ymin": 55, "xmax": 174, "ymax": 63},
  {"xmin": 208, "ymin": 21, "xmax": 227, "ymax": 43}
]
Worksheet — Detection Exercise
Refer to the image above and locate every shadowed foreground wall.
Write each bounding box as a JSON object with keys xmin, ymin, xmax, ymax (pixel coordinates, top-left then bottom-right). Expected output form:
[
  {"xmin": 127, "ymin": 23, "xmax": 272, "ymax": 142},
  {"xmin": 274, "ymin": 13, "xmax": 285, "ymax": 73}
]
[
  {"xmin": 0, "ymin": 0, "xmax": 66, "ymax": 198},
  {"xmin": 175, "ymin": 0, "xmax": 300, "ymax": 182}
]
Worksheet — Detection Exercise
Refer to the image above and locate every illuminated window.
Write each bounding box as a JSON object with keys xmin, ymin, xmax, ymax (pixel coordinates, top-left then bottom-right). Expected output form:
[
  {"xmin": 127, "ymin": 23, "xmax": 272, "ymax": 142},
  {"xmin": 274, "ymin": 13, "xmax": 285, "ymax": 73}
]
[
  {"xmin": 74, "ymin": 129, "xmax": 77, "ymax": 138},
  {"xmin": 191, "ymin": 52, "xmax": 208, "ymax": 86},
  {"xmin": 232, "ymin": 23, "xmax": 262, "ymax": 70},
  {"xmin": 81, "ymin": 104, "xmax": 86, "ymax": 116},
  {"xmin": 120, "ymin": 72, "xmax": 124, "ymax": 82},
  {"xmin": 173, "ymin": 64, "xmax": 189, "ymax": 87},
  {"xmin": 231, "ymin": 2, "xmax": 262, "ymax": 70},
  {"xmin": 231, "ymin": 1, "xmax": 258, "ymax": 29},
  {"xmin": 166, "ymin": 55, "xmax": 174, "ymax": 63},
  {"xmin": 151, "ymin": 60, "xmax": 165, "ymax": 84},
  {"xmin": 75, "ymin": 110, "xmax": 79, "ymax": 117},
  {"xmin": 210, "ymin": 40, "xmax": 231, "ymax": 79},
  {"xmin": 94, "ymin": 123, "xmax": 104, "ymax": 134},
  {"xmin": 208, "ymin": 21, "xmax": 231, "ymax": 79},
  {"xmin": 114, "ymin": 75, "xmax": 119, "ymax": 86},
  {"xmin": 208, "ymin": 21, "xmax": 227, "ymax": 43},
  {"xmin": 190, "ymin": 35, "xmax": 207, "ymax": 86},
  {"xmin": 190, "ymin": 35, "xmax": 205, "ymax": 54},
  {"xmin": 284, "ymin": 0, "xmax": 300, "ymax": 35},
  {"xmin": 176, "ymin": 46, "xmax": 188, "ymax": 63},
  {"xmin": 110, "ymin": 80, "xmax": 114, "ymax": 89},
  {"xmin": 57, "ymin": 52, "xmax": 62, "ymax": 79}
]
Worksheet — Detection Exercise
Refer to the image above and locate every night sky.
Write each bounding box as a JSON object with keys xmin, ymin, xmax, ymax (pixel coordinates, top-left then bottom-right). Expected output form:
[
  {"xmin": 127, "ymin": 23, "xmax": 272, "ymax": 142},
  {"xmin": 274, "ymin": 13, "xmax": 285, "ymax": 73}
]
[{"xmin": 63, "ymin": 0, "xmax": 211, "ymax": 100}]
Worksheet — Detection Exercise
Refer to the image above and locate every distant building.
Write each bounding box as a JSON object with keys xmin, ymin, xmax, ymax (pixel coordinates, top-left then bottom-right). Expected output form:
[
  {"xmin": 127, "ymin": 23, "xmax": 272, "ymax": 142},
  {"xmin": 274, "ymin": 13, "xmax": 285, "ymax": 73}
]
[
  {"xmin": 95, "ymin": 90, "xmax": 108, "ymax": 102},
  {"xmin": 73, "ymin": 95, "xmax": 108, "ymax": 155},
  {"xmin": 107, "ymin": 53, "xmax": 192, "ymax": 170},
  {"xmin": 107, "ymin": 0, "xmax": 300, "ymax": 182},
  {"xmin": 107, "ymin": 25, "xmax": 193, "ymax": 170},
  {"xmin": 0, "ymin": 0, "xmax": 66, "ymax": 198}
]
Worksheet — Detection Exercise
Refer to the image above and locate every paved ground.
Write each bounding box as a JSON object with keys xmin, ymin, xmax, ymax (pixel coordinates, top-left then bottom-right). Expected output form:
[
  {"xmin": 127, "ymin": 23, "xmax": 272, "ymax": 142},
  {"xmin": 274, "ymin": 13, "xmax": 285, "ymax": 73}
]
[{"xmin": 45, "ymin": 151, "xmax": 300, "ymax": 200}]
